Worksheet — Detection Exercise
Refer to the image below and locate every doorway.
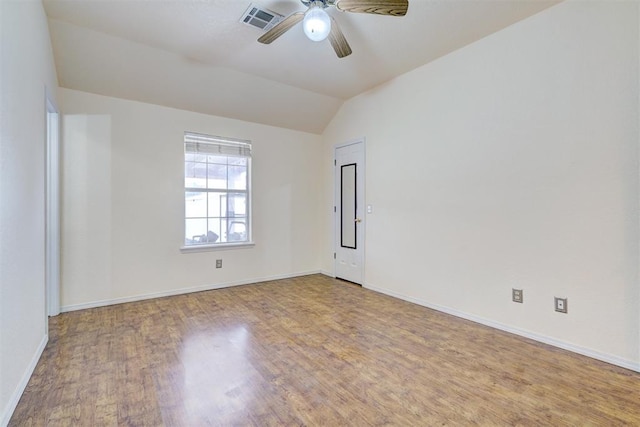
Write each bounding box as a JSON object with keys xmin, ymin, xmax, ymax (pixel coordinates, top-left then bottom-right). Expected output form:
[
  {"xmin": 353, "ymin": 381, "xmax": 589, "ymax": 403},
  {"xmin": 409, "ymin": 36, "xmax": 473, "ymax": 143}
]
[{"xmin": 334, "ymin": 139, "xmax": 365, "ymax": 284}]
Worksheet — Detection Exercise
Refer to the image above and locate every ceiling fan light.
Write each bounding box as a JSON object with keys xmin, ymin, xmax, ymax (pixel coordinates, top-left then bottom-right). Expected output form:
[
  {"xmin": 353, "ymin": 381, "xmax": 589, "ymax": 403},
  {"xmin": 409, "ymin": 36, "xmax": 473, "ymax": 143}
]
[{"xmin": 303, "ymin": 5, "xmax": 331, "ymax": 42}]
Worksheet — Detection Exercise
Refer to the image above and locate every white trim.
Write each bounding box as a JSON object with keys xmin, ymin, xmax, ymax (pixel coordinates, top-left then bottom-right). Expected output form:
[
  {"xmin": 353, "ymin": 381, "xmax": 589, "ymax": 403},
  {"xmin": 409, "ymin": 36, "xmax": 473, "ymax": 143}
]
[
  {"xmin": 180, "ymin": 242, "xmax": 255, "ymax": 253},
  {"xmin": 334, "ymin": 137, "xmax": 366, "ymax": 150},
  {"xmin": 365, "ymin": 283, "xmax": 640, "ymax": 373},
  {"xmin": 1, "ymin": 334, "xmax": 48, "ymax": 427},
  {"xmin": 44, "ymin": 86, "xmax": 59, "ymax": 113},
  {"xmin": 45, "ymin": 88, "xmax": 60, "ymax": 318},
  {"xmin": 60, "ymin": 270, "xmax": 321, "ymax": 313},
  {"xmin": 637, "ymin": 1, "xmax": 640, "ymax": 381}
]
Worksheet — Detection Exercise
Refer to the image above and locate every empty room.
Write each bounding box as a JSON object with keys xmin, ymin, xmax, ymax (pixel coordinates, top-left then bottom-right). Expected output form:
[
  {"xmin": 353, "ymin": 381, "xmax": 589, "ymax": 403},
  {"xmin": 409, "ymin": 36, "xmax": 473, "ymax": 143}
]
[{"xmin": 2, "ymin": 0, "xmax": 640, "ymax": 425}]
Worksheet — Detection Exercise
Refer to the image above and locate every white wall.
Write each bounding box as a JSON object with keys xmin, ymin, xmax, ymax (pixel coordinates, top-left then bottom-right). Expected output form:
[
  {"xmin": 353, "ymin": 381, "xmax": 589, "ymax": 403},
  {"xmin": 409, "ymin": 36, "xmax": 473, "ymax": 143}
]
[
  {"xmin": 59, "ymin": 88, "xmax": 323, "ymax": 309},
  {"xmin": 0, "ymin": 1, "xmax": 59, "ymax": 424},
  {"xmin": 322, "ymin": 0, "xmax": 640, "ymax": 369}
]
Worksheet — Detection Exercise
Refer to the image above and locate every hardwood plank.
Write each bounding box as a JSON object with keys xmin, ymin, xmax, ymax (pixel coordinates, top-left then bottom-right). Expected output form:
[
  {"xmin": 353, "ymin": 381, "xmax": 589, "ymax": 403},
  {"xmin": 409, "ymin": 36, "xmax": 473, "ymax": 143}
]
[{"xmin": 9, "ymin": 275, "xmax": 640, "ymax": 425}]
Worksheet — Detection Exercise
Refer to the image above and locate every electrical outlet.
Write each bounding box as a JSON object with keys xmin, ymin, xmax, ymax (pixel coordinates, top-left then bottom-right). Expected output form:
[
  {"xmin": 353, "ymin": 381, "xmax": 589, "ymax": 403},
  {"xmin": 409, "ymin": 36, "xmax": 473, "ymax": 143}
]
[
  {"xmin": 554, "ymin": 297, "xmax": 568, "ymax": 313},
  {"xmin": 216, "ymin": 259, "xmax": 222, "ymax": 269},
  {"xmin": 512, "ymin": 289, "xmax": 523, "ymax": 303}
]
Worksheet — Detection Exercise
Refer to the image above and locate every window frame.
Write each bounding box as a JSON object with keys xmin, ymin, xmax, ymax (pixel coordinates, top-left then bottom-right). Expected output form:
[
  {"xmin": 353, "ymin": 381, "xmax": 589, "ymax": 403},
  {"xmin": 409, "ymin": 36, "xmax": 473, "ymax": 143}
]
[{"xmin": 181, "ymin": 132, "xmax": 254, "ymax": 252}]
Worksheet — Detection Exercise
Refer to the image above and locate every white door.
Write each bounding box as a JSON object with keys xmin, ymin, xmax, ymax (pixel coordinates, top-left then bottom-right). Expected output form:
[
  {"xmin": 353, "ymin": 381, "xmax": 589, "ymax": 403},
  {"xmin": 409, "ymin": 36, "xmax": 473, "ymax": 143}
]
[{"xmin": 334, "ymin": 140, "xmax": 365, "ymax": 284}]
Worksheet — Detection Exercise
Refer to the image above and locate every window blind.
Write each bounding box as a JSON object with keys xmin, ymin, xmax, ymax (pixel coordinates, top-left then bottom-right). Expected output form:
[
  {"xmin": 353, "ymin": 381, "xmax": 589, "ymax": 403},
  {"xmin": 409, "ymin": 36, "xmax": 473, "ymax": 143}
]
[{"xmin": 184, "ymin": 132, "xmax": 251, "ymax": 157}]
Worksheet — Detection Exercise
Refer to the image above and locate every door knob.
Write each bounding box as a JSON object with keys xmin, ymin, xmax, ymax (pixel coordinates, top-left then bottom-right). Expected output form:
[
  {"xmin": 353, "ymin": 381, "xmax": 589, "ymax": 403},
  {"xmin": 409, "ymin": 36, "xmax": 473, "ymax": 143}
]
[{"xmin": 355, "ymin": 218, "xmax": 362, "ymax": 223}]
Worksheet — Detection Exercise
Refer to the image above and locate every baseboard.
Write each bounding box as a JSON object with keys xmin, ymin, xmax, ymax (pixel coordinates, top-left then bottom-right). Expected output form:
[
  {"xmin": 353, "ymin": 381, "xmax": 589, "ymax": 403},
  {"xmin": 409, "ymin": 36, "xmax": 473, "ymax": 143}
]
[
  {"xmin": 364, "ymin": 283, "xmax": 640, "ymax": 373},
  {"xmin": 61, "ymin": 270, "xmax": 322, "ymax": 313},
  {"xmin": 1, "ymin": 333, "xmax": 48, "ymax": 427}
]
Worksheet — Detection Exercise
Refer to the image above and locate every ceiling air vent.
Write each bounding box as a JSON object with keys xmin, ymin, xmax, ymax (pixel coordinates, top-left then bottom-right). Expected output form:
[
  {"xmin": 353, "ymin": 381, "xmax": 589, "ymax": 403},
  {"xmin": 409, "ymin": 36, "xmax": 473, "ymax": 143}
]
[{"xmin": 240, "ymin": 3, "xmax": 284, "ymax": 31}]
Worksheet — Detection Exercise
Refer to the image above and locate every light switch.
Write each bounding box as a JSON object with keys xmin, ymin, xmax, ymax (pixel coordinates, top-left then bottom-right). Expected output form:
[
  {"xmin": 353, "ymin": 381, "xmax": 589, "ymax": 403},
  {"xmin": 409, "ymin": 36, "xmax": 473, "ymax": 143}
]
[{"xmin": 367, "ymin": 204, "xmax": 373, "ymax": 214}]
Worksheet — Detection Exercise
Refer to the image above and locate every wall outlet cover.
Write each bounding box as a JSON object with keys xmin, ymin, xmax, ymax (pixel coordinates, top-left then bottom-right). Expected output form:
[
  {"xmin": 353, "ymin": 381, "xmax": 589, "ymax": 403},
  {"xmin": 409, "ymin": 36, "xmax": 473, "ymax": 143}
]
[
  {"xmin": 512, "ymin": 288, "xmax": 523, "ymax": 303},
  {"xmin": 555, "ymin": 297, "xmax": 568, "ymax": 313}
]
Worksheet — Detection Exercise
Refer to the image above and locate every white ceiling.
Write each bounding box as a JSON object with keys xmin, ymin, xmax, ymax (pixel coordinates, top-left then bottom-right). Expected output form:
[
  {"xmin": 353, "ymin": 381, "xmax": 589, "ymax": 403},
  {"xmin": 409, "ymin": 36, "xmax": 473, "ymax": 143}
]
[{"xmin": 43, "ymin": 0, "xmax": 560, "ymax": 134}]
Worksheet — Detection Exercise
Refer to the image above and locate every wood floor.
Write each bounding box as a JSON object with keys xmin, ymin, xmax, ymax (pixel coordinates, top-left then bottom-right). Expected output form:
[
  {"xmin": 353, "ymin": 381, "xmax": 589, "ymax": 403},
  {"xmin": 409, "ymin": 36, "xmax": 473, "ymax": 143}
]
[{"xmin": 10, "ymin": 274, "xmax": 640, "ymax": 426}]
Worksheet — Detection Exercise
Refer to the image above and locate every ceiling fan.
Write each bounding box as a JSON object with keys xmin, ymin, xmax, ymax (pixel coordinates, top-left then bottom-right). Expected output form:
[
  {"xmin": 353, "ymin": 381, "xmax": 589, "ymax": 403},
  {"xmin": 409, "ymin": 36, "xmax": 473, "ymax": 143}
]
[{"xmin": 258, "ymin": 0, "xmax": 409, "ymax": 59}]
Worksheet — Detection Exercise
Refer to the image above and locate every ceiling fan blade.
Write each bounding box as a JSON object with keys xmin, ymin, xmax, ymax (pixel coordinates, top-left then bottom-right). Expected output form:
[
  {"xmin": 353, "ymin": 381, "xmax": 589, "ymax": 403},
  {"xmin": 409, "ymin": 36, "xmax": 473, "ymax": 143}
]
[
  {"xmin": 258, "ymin": 12, "xmax": 304, "ymax": 44},
  {"xmin": 335, "ymin": 0, "xmax": 409, "ymax": 16},
  {"xmin": 328, "ymin": 17, "xmax": 352, "ymax": 58}
]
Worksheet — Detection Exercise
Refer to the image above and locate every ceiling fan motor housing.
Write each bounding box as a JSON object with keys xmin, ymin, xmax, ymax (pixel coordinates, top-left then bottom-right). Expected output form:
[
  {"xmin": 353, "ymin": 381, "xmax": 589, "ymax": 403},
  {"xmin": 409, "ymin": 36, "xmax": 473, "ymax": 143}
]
[{"xmin": 301, "ymin": 0, "xmax": 335, "ymax": 8}]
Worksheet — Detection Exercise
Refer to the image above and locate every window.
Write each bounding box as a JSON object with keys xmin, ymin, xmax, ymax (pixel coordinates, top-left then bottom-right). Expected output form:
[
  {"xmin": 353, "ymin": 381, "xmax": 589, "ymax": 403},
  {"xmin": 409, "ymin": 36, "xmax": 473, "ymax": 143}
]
[{"xmin": 184, "ymin": 132, "xmax": 251, "ymax": 248}]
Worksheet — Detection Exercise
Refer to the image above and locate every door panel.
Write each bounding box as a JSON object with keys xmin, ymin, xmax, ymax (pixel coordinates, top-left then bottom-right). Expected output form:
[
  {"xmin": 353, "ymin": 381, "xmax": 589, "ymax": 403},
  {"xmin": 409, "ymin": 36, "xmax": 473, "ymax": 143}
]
[
  {"xmin": 335, "ymin": 141, "xmax": 365, "ymax": 284},
  {"xmin": 341, "ymin": 163, "xmax": 357, "ymax": 249}
]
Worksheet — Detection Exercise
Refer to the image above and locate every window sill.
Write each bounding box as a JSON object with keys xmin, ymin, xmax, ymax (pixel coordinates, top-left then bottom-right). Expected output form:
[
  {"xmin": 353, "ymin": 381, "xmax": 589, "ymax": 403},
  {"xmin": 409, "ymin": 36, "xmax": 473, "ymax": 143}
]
[{"xmin": 180, "ymin": 242, "xmax": 255, "ymax": 253}]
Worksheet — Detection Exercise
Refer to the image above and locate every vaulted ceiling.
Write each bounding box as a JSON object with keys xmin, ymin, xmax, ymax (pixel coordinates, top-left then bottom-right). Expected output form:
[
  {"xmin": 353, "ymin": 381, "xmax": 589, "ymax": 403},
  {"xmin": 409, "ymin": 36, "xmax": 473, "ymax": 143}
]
[{"xmin": 44, "ymin": 0, "xmax": 560, "ymax": 134}]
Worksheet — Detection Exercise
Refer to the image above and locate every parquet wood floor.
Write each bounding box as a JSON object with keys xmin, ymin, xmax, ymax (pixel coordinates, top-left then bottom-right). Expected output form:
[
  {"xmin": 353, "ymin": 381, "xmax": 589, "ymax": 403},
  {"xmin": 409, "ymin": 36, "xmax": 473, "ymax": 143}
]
[{"xmin": 9, "ymin": 274, "xmax": 640, "ymax": 426}]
